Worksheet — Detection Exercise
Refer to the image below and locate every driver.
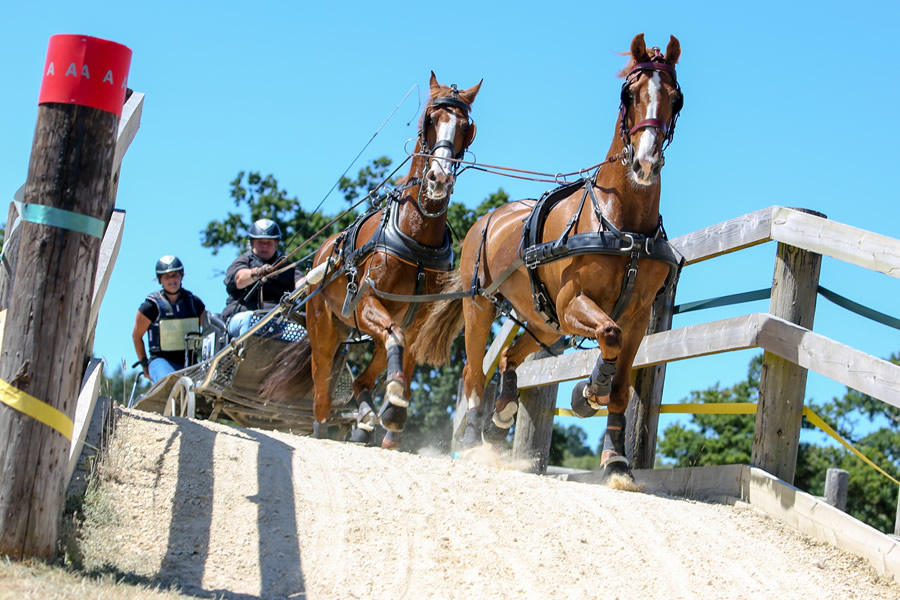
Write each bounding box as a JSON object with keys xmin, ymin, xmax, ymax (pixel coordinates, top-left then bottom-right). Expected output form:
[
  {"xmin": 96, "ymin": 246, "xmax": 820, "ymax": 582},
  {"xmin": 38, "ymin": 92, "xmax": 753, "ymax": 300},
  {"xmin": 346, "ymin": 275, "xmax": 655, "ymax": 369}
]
[
  {"xmin": 132, "ymin": 256, "xmax": 206, "ymax": 382},
  {"xmin": 222, "ymin": 218, "xmax": 303, "ymax": 338}
]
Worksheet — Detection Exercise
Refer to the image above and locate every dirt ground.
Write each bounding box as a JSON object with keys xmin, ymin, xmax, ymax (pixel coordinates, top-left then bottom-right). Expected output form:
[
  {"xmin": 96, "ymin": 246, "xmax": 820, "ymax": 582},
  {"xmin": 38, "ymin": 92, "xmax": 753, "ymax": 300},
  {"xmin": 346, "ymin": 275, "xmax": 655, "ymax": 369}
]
[{"xmin": 68, "ymin": 408, "xmax": 900, "ymax": 600}]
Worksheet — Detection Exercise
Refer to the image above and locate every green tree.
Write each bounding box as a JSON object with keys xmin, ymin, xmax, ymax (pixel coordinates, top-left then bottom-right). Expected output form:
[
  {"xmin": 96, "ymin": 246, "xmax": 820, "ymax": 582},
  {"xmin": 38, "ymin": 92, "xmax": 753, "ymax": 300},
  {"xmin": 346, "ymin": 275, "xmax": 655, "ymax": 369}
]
[
  {"xmin": 201, "ymin": 162, "xmax": 390, "ymax": 262},
  {"xmin": 657, "ymin": 352, "xmax": 900, "ymax": 534}
]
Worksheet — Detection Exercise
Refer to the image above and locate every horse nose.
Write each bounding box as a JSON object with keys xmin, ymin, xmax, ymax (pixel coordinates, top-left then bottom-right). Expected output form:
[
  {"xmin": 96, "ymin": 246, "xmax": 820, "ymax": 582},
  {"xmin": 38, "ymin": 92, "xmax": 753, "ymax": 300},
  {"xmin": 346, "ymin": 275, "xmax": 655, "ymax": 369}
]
[
  {"xmin": 426, "ymin": 166, "xmax": 451, "ymax": 184},
  {"xmin": 633, "ymin": 157, "xmax": 660, "ymax": 180}
]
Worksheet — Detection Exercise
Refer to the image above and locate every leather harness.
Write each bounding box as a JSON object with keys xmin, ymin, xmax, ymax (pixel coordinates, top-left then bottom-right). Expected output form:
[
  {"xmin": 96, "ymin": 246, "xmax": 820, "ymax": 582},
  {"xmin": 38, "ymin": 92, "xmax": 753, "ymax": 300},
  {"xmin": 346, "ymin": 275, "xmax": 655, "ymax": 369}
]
[
  {"xmin": 337, "ymin": 198, "xmax": 454, "ymax": 327},
  {"xmin": 476, "ymin": 179, "xmax": 684, "ymax": 332}
]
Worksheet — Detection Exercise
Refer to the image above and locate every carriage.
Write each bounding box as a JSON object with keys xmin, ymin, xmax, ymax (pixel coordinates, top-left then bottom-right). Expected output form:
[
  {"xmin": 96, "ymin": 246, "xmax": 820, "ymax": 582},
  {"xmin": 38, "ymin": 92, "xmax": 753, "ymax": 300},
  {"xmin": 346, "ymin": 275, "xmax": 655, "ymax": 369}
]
[{"xmin": 129, "ymin": 281, "xmax": 358, "ymax": 436}]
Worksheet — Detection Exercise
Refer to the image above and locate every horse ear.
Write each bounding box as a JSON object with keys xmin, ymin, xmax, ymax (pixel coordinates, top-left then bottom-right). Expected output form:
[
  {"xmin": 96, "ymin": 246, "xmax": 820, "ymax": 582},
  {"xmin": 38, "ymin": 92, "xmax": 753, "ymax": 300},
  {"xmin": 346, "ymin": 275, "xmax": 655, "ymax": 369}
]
[
  {"xmin": 665, "ymin": 36, "xmax": 681, "ymax": 65},
  {"xmin": 631, "ymin": 33, "xmax": 649, "ymax": 63},
  {"xmin": 429, "ymin": 71, "xmax": 441, "ymax": 97},
  {"xmin": 459, "ymin": 79, "xmax": 482, "ymax": 106}
]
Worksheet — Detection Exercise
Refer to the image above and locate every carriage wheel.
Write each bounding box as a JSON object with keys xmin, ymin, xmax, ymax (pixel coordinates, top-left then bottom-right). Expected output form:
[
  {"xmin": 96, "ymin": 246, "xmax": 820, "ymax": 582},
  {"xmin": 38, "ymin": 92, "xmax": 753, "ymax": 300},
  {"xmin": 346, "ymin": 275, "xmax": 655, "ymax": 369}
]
[{"xmin": 163, "ymin": 376, "xmax": 196, "ymax": 419}]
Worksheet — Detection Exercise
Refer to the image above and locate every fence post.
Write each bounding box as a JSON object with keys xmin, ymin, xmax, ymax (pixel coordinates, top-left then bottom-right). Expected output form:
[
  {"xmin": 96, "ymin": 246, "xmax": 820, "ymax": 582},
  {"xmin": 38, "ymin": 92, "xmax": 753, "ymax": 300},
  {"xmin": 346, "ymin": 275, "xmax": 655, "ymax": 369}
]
[
  {"xmin": 751, "ymin": 209, "xmax": 824, "ymax": 484},
  {"xmin": 824, "ymin": 468, "xmax": 849, "ymax": 511},
  {"xmin": 627, "ymin": 283, "xmax": 677, "ymax": 469},
  {"xmin": 512, "ymin": 342, "xmax": 564, "ymax": 474},
  {"xmin": 0, "ymin": 35, "xmax": 130, "ymax": 559}
]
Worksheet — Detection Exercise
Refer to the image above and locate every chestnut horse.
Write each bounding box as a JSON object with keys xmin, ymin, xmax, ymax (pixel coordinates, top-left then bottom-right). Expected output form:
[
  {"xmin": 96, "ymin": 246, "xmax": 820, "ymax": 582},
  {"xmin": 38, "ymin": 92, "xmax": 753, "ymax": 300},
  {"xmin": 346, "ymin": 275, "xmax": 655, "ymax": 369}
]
[
  {"xmin": 420, "ymin": 34, "xmax": 684, "ymax": 477},
  {"xmin": 263, "ymin": 73, "xmax": 481, "ymax": 447}
]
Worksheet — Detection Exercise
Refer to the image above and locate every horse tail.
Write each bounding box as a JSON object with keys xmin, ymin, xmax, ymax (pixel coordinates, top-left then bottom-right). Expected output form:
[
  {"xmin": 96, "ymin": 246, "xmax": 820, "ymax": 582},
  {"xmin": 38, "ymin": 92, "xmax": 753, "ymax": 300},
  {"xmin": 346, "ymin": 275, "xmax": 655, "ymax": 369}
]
[
  {"xmin": 410, "ymin": 270, "xmax": 465, "ymax": 367},
  {"xmin": 259, "ymin": 335, "xmax": 313, "ymax": 404}
]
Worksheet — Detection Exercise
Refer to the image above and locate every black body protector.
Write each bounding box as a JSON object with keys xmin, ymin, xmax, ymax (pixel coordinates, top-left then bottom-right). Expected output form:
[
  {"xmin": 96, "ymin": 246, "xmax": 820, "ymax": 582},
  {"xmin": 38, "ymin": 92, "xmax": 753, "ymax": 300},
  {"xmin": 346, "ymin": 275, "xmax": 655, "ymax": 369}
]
[{"xmin": 146, "ymin": 289, "xmax": 202, "ymax": 354}]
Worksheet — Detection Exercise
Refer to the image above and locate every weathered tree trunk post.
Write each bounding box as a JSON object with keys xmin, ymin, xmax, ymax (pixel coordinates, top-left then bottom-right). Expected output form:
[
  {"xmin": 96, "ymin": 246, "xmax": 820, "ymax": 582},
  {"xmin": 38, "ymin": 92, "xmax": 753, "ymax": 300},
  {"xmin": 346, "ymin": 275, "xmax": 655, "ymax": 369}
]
[
  {"xmin": 512, "ymin": 342, "xmax": 564, "ymax": 474},
  {"xmin": 824, "ymin": 468, "xmax": 849, "ymax": 511},
  {"xmin": 626, "ymin": 283, "xmax": 677, "ymax": 469},
  {"xmin": 751, "ymin": 209, "xmax": 824, "ymax": 484},
  {"xmin": 0, "ymin": 35, "xmax": 131, "ymax": 560}
]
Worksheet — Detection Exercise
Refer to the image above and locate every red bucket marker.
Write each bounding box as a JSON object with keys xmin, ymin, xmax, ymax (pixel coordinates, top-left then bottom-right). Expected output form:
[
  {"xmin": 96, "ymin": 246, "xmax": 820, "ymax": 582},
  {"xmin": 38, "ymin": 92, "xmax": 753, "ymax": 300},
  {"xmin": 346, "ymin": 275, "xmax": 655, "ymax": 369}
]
[{"xmin": 38, "ymin": 34, "xmax": 132, "ymax": 117}]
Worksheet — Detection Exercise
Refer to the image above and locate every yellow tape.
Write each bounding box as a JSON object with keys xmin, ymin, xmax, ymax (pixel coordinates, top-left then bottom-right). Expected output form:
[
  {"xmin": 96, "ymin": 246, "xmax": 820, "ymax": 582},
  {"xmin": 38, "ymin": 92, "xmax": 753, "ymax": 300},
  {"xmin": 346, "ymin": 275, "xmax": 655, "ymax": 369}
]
[
  {"xmin": 555, "ymin": 402, "xmax": 899, "ymax": 487},
  {"xmin": 0, "ymin": 377, "xmax": 73, "ymax": 440},
  {"xmin": 802, "ymin": 406, "xmax": 900, "ymax": 487}
]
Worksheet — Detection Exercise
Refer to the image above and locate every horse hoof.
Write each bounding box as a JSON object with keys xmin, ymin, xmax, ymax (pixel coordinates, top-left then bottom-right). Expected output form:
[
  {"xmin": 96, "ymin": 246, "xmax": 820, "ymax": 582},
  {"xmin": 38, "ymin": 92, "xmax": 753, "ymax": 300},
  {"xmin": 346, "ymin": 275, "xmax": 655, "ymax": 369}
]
[
  {"xmin": 381, "ymin": 430, "xmax": 401, "ymax": 450},
  {"xmin": 312, "ymin": 421, "xmax": 327, "ymax": 439},
  {"xmin": 602, "ymin": 455, "xmax": 633, "ymax": 481},
  {"xmin": 482, "ymin": 417, "xmax": 510, "ymax": 445},
  {"xmin": 380, "ymin": 402, "xmax": 407, "ymax": 432},
  {"xmin": 571, "ymin": 382, "xmax": 598, "ymax": 418},
  {"xmin": 349, "ymin": 427, "xmax": 373, "ymax": 445}
]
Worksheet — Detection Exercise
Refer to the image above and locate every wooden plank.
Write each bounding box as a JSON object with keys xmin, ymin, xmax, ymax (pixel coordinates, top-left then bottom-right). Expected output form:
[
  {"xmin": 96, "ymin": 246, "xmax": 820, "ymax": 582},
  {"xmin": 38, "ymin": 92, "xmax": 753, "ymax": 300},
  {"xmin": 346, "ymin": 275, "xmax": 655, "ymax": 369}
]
[
  {"xmin": 515, "ymin": 314, "xmax": 764, "ymax": 388},
  {"xmin": 772, "ymin": 207, "xmax": 900, "ymax": 280},
  {"xmin": 482, "ymin": 315, "xmax": 520, "ymax": 378},
  {"xmin": 669, "ymin": 206, "xmax": 776, "ymax": 265},
  {"xmin": 566, "ymin": 464, "xmax": 747, "ymax": 502},
  {"xmin": 113, "ymin": 92, "xmax": 144, "ymax": 175},
  {"xmin": 85, "ymin": 210, "xmax": 125, "ymax": 346},
  {"xmin": 67, "ymin": 358, "xmax": 104, "ymax": 484},
  {"xmin": 758, "ymin": 315, "xmax": 900, "ymax": 409},
  {"xmin": 744, "ymin": 467, "xmax": 900, "ymax": 580}
]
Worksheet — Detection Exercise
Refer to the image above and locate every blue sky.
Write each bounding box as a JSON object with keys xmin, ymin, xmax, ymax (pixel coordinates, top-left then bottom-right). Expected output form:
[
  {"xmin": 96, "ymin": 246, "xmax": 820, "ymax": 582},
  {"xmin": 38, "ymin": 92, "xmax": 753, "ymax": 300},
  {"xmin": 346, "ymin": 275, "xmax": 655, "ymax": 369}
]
[{"xmin": 3, "ymin": 1, "xmax": 898, "ymax": 451}]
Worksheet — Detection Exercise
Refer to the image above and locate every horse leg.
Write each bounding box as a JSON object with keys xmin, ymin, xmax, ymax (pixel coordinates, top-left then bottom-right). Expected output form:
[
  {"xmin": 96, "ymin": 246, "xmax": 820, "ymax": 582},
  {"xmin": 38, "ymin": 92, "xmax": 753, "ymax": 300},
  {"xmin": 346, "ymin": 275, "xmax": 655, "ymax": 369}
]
[
  {"xmin": 307, "ymin": 295, "xmax": 341, "ymax": 439},
  {"xmin": 380, "ymin": 346, "xmax": 418, "ymax": 449},
  {"xmin": 459, "ymin": 295, "xmax": 494, "ymax": 448},
  {"xmin": 601, "ymin": 317, "xmax": 652, "ymax": 479},
  {"xmin": 348, "ymin": 344, "xmax": 386, "ymax": 445},
  {"xmin": 354, "ymin": 295, "xmax": 409, "ymax": 433},
  {"xmin": 483, "ymin": 327, "xmax": 558, "ymax": 444},
  {"xmin": 560, "ymin": 294, "xmax": 623, "ymax": 416}
]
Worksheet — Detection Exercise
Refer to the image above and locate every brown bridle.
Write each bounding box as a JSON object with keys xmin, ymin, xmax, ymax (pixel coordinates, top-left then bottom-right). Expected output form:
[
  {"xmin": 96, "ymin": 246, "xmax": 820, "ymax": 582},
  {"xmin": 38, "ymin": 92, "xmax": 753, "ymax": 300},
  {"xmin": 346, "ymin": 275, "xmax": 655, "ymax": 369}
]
[{"xmin": 618, "ymin": 48, "xmax": 683, "ymax": 164}]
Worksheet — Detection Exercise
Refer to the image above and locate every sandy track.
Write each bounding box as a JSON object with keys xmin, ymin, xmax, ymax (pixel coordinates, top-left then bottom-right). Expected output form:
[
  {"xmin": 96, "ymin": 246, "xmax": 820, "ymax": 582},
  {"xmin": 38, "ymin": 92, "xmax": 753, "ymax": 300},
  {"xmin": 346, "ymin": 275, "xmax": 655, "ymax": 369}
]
[{"xmin": 77, "ymin": 408, "xmax": 899, "ymax": 600}]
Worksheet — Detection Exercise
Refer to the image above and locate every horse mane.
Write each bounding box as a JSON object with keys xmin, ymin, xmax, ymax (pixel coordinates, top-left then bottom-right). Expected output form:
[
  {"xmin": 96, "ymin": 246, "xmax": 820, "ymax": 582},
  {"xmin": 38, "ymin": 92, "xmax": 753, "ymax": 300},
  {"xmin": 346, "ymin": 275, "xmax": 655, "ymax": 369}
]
[{"xmin": 617, "ymin": 52, "xmax": 637, "ymax": 78}]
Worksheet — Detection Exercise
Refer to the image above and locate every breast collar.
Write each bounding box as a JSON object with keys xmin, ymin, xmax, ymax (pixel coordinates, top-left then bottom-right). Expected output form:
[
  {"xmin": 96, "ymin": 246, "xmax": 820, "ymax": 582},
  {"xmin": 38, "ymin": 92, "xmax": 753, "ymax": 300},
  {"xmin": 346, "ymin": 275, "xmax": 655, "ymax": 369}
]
[
  {"xmin": 520, "ymin": 180, "xmax": 683, "ymax": 330},
  {"xmin": 343, "ymin": 200, "xmax": 454, "ymax": 273}
]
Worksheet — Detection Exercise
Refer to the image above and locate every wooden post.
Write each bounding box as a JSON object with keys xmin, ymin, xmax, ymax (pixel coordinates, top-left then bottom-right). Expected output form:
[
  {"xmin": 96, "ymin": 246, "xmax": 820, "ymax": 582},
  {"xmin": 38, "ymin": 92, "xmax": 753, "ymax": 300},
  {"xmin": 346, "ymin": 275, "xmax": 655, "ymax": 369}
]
[
  {"xmin": 0, "ymin": 35, "xmax": 130, "ymax": 559},
  {"xmin": 626, "ymin": 283, "xmax": 677, "ymax": 469},
  {"xmin": 752, "ymin": 209, "xmax": 824, "ymax": 484},
  {"xmin": 512, "ymin": 342, "xmax": 564, "ymax": 474},
  {"xmin": 824, "ymin": 468, "xmax": 849, "ymax": 511}
]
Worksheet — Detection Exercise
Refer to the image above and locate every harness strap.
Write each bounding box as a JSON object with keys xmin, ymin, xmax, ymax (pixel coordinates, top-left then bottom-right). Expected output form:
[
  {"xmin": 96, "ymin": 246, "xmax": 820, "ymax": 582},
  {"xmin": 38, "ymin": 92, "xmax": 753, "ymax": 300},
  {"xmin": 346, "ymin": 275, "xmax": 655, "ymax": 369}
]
[{"xmin": 400, "ymin": 263, "xmax": 426, "ymax": 328}]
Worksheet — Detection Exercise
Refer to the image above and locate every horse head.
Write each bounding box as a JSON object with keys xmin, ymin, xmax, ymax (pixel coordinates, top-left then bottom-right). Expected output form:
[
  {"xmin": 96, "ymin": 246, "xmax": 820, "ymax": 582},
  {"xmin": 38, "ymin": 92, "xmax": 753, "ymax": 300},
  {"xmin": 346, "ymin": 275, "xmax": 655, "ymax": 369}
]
[
  {"xmin": 418, "ymin": 72, "xmax": 481, "ymax": 209},
  {"xmin": 618, "ymin": 34, "xmax": 683, "ymax": 186}
]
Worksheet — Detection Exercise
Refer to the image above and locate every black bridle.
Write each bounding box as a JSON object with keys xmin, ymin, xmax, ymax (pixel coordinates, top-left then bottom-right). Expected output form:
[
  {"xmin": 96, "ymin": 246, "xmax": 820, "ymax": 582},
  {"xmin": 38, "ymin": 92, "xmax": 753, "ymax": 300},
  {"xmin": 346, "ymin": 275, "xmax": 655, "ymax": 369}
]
[
  {"xmin": 618, "ymin": 48, "xmax": 684, "ymax": 164},
  {"xmin": 415, "ymin": 84, "xmax": 476, "ymax": 216},
  {"xmin": 419, "ymin": 84, "xmax": 476, "ymax": 163}
]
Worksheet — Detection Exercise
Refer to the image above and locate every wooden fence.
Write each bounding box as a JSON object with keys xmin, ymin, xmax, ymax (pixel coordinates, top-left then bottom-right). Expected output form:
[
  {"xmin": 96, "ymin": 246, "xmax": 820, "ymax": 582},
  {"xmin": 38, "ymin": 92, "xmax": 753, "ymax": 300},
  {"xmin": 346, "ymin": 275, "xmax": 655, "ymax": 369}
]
[{"xmin": 466, "ymin": 206, "xmax": 900, "ymax": 484}]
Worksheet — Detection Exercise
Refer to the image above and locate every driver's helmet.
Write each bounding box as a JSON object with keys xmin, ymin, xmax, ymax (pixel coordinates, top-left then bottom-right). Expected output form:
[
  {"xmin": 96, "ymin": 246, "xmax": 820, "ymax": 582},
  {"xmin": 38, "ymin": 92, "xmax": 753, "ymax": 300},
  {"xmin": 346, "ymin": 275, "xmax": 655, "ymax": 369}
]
[
  {"xmin": 248, "ymin": 218, "xmax": 282, "ymax": 240},
  {"xmin": 156, "ymin": 255, "xmax": 184, "ymax": 281}
]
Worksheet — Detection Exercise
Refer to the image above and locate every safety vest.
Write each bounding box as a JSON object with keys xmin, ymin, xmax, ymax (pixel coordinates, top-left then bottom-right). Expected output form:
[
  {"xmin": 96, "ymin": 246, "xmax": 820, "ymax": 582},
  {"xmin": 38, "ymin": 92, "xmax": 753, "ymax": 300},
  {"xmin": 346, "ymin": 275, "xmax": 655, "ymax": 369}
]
[{"xmin": 146, "ymin": 289, "xmax": 201, "ymax": 354}]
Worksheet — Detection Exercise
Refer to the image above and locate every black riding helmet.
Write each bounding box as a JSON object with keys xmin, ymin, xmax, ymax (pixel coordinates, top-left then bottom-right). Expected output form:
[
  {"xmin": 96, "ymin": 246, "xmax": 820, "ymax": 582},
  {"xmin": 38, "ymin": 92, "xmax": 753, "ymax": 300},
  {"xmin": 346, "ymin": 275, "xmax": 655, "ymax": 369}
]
[
  {"xmin": 248, "ymin": 218, "xmax": 282, "ymax": 240},
  {"xmin": 156, "ymin": 255, "xmax": 184, "ymax": 282}
]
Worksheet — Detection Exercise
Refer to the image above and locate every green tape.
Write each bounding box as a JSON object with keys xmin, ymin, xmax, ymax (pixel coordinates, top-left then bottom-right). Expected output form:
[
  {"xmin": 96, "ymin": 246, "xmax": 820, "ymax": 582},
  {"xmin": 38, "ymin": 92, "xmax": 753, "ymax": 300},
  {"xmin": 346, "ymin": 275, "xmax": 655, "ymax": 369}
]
[
  {"xmin": 817, "ymin": 285, "xmax": 900, "ymax": 331},
  {"xmin": 674, "ymin": 288, "xmax": 770, "ymax": 314},
  {"xmin": 21, "ymin": 203, "xmax": 105, "ymax": 239}
]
